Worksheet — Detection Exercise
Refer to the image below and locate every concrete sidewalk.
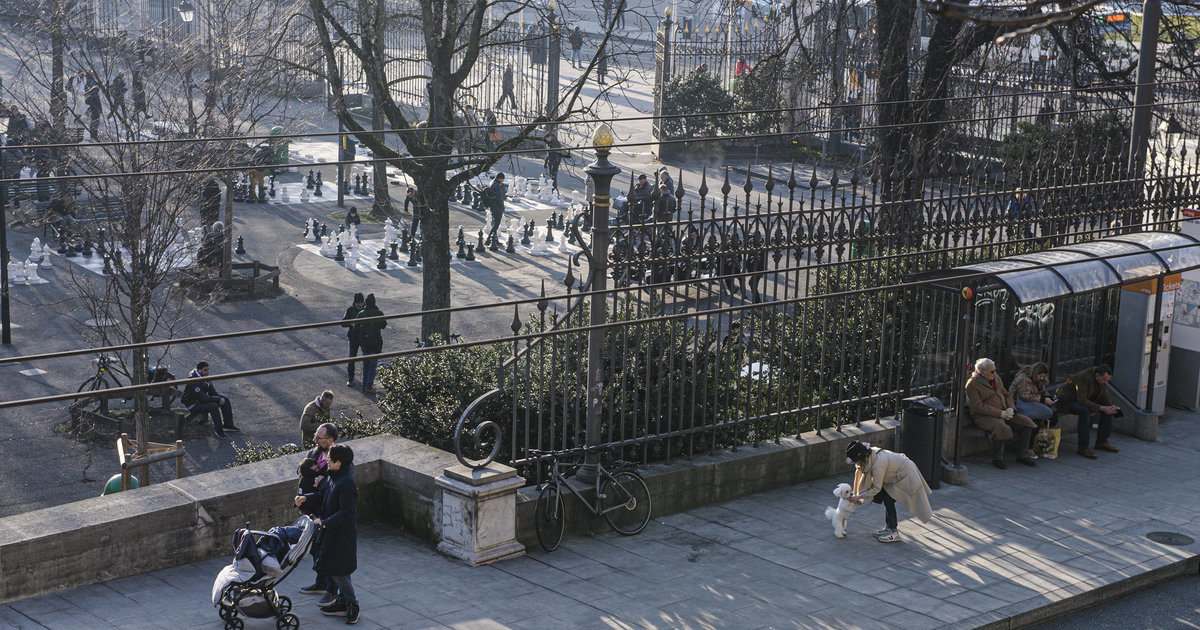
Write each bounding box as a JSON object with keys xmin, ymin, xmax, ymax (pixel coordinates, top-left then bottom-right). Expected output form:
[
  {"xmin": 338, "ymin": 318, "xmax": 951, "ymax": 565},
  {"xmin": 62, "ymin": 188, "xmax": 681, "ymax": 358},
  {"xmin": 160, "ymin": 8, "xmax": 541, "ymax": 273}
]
[{"xmin": 2, "ymin": 410, "xmax": 1197, "ymax": 629}]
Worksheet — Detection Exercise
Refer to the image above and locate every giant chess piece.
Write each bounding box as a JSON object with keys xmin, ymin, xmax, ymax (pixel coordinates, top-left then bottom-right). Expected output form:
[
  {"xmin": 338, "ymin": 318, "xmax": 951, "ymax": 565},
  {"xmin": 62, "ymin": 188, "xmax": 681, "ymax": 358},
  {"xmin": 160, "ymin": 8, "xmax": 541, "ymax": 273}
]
[
  {"xmin": 235, "ymin": 236, "xmax": 246, "ymax": 255},
  {"xmin": 29, "ymin": 238, "xmax": 42, "ymax": 262},
  {"xmin": 320, "ymin": 235, "xmax": 334, "ymax": 256},
  {"xmin": 81, "ymin": 233, "xmax": 93, "ymax": 256},
  {"xmin": 101, "ymin": 252, "xmax": 113, "ymax": 274},
  {"xmin": 11, "ymin": 260, "xmax": 25, "ymax": 283},
  {"xmin": 456, "ymin": 239, "xmax": 466, "ymax": 260},
  {"xmin": 389, "ymin": 242, "xmax": 399, "ymax": 261},
  {"xmin": 399, "ymin": 228, "xmax": 410, "ymax": 254},
  {"xmin": 334, "ymin": 243, "xmax": 345, "ymax": 262},
  {"xmin": 456, "ymin": 226, "xmax": 466, "ymax": 248},
  {"xmin": 476, "ymin": 229, "xmax": 486, "ymax": 254},
  {"xmin": 306, "ymin": 169, "xmax": 315, "ymax": 189},
  {"xmin": 362, "ymin": 173, "xmax": 371, "ymax": 198},
  {"xmin": 269, "ymin": 175, "xmax": 277, "ymax": 198},
  {"xmin": 465, "ymin": 243, "xmax": 476, "ymax": 261},
  {"xmin": 545, "ymin": 218, "xmax": 555, "ymax": 243},
  {"xmin": 258, "ymin": 183, "xmax": 267, "ymax": 203},
  {"xmin": 377, "ymin": 248, "xmax": 388, "ymax": 270},
  {"xmin": 300, "ymin": 187, "xmax": 311, "ymax": 202},
  {"xmin": 41, "ymin": 244, "xmax": 54, "ymax": 268},
  {"xmin": 313, "ymin": 171, "xmax": 323, "ymax": 197},
  {"xmin": 281, "ymin": 185, "xmax": 291, "ymax": 203},
  {"xmin": 556, "ymin": 212, "xmax": 566, "ymax": 231},
  {"xmin": 505, "ymin": 234, "xmax": 515, "ymax": 254},
  {"xmin": 57, "ymin": 232, "xmax": 69, "ymax": 255},
  {"xmin": 25, "ymin": 260, "xmax": 46, "ymax": 284},
  {"xmin": 521, "ymin": 221, "xmax": 532, "ymax": 247}
]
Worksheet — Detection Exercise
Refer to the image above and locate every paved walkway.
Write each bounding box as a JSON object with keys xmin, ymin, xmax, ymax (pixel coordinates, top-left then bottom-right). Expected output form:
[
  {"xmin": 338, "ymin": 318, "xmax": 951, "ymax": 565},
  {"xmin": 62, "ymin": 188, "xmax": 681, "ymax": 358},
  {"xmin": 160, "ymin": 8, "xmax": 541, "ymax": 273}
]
[{"xmin": 3, "ymin": 410, "xmax": 1197, "ymax": 629}]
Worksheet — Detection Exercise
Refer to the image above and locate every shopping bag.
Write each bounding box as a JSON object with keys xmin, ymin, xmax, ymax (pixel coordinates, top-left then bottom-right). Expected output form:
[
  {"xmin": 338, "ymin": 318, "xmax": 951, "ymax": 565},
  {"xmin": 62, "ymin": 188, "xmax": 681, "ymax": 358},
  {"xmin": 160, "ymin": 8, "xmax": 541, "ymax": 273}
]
[{"xmin": 1034, "ymin": 426, "xmax": 1060, "ymax": 459}]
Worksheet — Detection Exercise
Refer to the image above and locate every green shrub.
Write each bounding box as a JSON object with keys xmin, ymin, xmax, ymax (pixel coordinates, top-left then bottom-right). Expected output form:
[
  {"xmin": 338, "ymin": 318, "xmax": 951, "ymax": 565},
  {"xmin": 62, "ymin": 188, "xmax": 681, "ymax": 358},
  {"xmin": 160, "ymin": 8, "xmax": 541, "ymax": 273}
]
[{"xmin": 656, "ymin": 68, "xmax": 735, "ymax": 140}]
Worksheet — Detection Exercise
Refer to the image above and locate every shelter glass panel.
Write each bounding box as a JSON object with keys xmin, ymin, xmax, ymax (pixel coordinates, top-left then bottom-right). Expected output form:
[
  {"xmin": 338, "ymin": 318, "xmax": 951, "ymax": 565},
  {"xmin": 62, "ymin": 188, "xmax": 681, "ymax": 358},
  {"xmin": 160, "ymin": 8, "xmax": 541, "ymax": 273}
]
[
  {"xmin": 1063, "ymin": 240, "xmax": 1164, "ymax": 282},
  {"xmin": 1112, "ymin": 232, "xmax": 1200, "ymax": 272},
  {"xmin": 1012, "ymin": 301, "xmax": 1054, "ymax": 368},
  {"xmin": 968, "ymin": 288, "xmax": 1010, "ymax": 368},
  {"xmin": 1055, "ymin": 289, "xmax": 1115, "ymax": 380}
]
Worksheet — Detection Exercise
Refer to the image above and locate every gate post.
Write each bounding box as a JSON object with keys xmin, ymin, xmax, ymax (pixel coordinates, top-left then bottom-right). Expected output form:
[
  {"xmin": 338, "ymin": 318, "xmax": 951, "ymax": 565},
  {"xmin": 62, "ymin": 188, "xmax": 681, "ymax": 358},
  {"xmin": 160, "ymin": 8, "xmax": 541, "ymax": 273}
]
[
  {"xmin": 651, "ymin": 8, "xmax": 673, "ymax": 159},
  {"xmin": 545, "ymin": 11, "xmax": 561, "ymax": 119}
]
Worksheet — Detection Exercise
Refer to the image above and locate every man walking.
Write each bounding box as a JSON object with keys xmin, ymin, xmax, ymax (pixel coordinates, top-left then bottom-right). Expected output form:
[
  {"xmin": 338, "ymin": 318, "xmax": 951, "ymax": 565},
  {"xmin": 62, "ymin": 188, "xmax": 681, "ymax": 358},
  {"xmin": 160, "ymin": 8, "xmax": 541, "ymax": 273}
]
[
  {"xmin": 341, "ymin": 293, "xmax": 365, "ymax": 387},
  {"xmin": 181, "ymin": 360, "xmax": 238, "ymax": 438},
  {"xmin": 495, "ymin": 63, "xmax": 517, "ymax": 110},
  {"xmin": 543, "ymin": 132, "xmax": 567, "ymax": 190},
  {"xmin": 300, "ymin": 391, "xmax": 334, "ymax": 445},
  {"xmin": 355, "ymin": 294, "xmax": 386, "ymax": 395},
  {"xmin": 1056, "ymin": 364, "xmax": 1120, "ymax": 459}
]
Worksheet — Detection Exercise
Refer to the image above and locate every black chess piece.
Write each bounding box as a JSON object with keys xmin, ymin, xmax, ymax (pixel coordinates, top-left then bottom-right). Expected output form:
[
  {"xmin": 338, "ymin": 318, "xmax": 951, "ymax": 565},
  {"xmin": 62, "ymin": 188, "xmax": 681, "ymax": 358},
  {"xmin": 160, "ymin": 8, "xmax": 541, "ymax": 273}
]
[
  {"xmin": 377, "ymin": 248, "xmax": 388, "ymax": 270},
  {"xmin": 546, "ymin": 218, "xmax": 555, "ymax": 243},
  {"xmin": 505, "ymin": 234, "xmax": 515, "ymax": 253},
  {"xmin": 476, "ymin": 229, "xmax": 485, "ymax": 254},
  {"xmin": 456, "ymin": 226, "xmax": 466, "ymax": 248},
  {"xmin": 102, "ymin": 252, "xmax": 113, "ymax": 275},
  {"xmin": 334, "ymin": 243, "xmax": 344, "ymax": 261},
  {"xmin": 81, "ymin": 233, "xmax": 93, "ymax": 256},
  {"xmin": 521, "ymin": 221, "xmax": 532, "ymax": 246},
  {"xmin": 269, "ymin": 176, "xmax": 277, "ymax": 198},
  {"xmin": 258, "ymin": 185, "xmax": 267, "ymax": 203},
  {"xmin": 471, "ymin": 192, "xmax": 482, "ymax": 212},
  {"xmin": 550, "ymin": 211, "xmax": 557, "ymax": 226},
  {"xmin": 58, "ymin": 233, "xmax": 69, "ymax": 255},
  {"xmin": 389, "ymin": 242, "xmax": 399, "ymax": 261},
  {"xmin": 463, "ymin": 188, "xmax": 473, "ymax": 206},
  {"xmin": 465, "ymin": 243, "xmax": 475, "ymax": 261},
  {"xmin": 363, "ymin": 174, "xmax": 372, "ymax": 198},
  {"xmin": 235, "ymin": 236, "xmax": 246, "ymax": 255},
  {"xmin": 352, "ymin": 174, "xmax": 361, "ymax": 195},
  {"xmin": 314, "ymin": 172, "xmax": 323, "ymax": 197},
  {"xmin": 567, "ymin": 224, "xmax": 577, "ymax": 245},
  {"xmin": 412, "ymin": 240, "xmax": 423, "ymax": 263},
  {"xmin": 557, "ymin": 212, "xmax": 566, "ymax": 231},
  {"xmin": 302, "ymin": 222, "xmax": 310, "ymax": 239},
  {"xmin": 399, "ymin": 228, "xmax": 410, "ymax": 253},
  {"xmin": 306, "ymin": 169, "xmax": 315, "ymax": 189},
  {"xmin": 456, "ymin": 239, "xmax": 466, "ymax": 259},
  {"xmin": 320, "ymin": 223, "xmax": 329, "ymax": 238}
]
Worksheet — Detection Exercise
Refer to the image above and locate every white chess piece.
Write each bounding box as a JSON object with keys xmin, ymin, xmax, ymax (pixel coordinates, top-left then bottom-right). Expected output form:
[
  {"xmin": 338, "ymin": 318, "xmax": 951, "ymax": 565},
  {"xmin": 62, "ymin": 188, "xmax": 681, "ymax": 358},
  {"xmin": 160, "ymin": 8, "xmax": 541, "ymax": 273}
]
[
  {"xmin": 11, "ymin": 260, "xmax": 26, "ymax": 283},
  {"xmin": 41, "ymin": 245, "xmax": 53, "ymax": 268},
  {"xmin": 301, "ymin": 188, "xmax": 311, "ymax": 202},
  {"xmin": 320, "ymin": 235, "xmax": 333, "ymax": 256},
  {"xmin": 25, "ymin": 261, "xmax": 46, "ymax": 284},
  {"xmin": 29, "ymin": 238, "xmax": 42, "ymax": 261},
  {"xmin": 306, "ymin": 218, "xmax": 318, "ymax": 241},
  {"xmin": 281, "ymin": 186, "xmax": 291, "ymax": 203}
]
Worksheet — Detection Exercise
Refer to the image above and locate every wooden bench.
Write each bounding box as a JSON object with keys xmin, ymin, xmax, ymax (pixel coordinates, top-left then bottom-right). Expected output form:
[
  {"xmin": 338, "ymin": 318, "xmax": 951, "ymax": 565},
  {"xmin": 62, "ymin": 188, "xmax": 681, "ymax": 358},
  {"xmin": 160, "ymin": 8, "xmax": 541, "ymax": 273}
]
[
  {"xmin": 6, "ymin": 179, "xmax": 79, "ymax": 203},
  {"xmin": 75, "ymin": 196, "xmax": 125, "ymax": 224}
]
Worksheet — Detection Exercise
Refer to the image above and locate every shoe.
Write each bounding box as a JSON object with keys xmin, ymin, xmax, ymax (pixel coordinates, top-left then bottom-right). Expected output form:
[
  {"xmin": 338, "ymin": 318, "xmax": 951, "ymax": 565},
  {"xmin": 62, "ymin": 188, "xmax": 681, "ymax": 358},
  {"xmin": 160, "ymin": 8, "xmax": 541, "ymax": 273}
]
[
  {"xmin": 299, "ymin": 583, "xmax": 325, "ymax": 594},
  {"xmin": 224, "ymin": 425, "xmax": 241, "ymax": 433},
  {"xmin": 346, "ymin": 379, "xmax": 355, "ymax": 387},
  {"xmin": 323, "ymin": 601, "xmax": 348, "ymax": 616},
  {"xmin": 346, "ymin": 603, "xmax": 360, "ymax": 624},
  {"xmin": 872, "ymin": 527, "xmax": 892, "ymax": 538},
  {"xmin": 1078, "ymin": 448, "xmax": 1098, "ymax": 459},
  {"xmin": 876, "ymin": 530, "xmax": 900, "ymax": 543},
  {"xmin": 1096, "ymin": 443, "xmax": 1119, "ymax": 452},
  {"xmin": 992, "ymin": 459, "xmax": 1007, "ymax": 469},
  {"xmin": 318, "ymin": 593, "xmax": 338, "ymax": 607},
  {"xmin": 362, "ymin": 386, "xmax": 377, "ymax": 395},
  {"xmin": 213, "ymin": 430, "xmax": 227, "ymax": 439},
  {"xmin": 1016, "ymin": 456, "xmax": 1037, "ymax": 467},
  {"xmin": 1027, "ymin": 452, "xmax": 1039, "ymax": 460}
]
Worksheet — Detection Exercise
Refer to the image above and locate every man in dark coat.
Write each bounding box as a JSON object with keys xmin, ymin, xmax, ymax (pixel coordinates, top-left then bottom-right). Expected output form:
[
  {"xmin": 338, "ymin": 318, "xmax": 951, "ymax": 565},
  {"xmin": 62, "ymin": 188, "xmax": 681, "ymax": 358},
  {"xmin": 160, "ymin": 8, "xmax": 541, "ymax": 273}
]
[
  {"xmin": 298, "ymin": 422, "xmax": 338, "ymax": 600},
  {"xmin": 341, "ymin": 293, "xmax": 365, "ymax": 387},
  {"xmin": 355, "ymin": 294, "xmax": 386, "ymax": 395},
  {"xmin": 296, "ymin": 443, "xmax": 359, "ymax": 624},
  {"xmin": 1055, "ymin": 364, "xmax": 1119, "ymax": 459},
  {"xmin": 485, "ymin": 173, "xmax": 507, "ymax": 246},
  {"xmin": 495, "ymin": 63, "xmax": 516, "ymax": 110},
  {"xmin": 543, "ymin": 132, "xmax": 568, "ymax": 190},
  {"xmin": 181, "ymin": 360, "xmax": 238, "ymax": 437}
]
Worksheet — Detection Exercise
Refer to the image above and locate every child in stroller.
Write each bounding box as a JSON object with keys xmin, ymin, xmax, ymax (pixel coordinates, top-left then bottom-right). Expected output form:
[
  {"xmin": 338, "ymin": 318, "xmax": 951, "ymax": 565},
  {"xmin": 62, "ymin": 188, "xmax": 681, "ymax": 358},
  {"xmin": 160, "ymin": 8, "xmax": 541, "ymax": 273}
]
[{"xmin": 211, "ymin": 515, "xmax": 317, "ymax": 630}]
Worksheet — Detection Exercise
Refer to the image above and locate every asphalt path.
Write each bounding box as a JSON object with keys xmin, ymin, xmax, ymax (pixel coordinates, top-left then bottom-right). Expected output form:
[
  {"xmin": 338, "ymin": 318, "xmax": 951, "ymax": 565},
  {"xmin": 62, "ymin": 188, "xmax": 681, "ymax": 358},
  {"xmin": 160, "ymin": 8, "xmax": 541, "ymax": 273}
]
[{"xmin": 1030, "ymin": 574, "xmax": 1200, "ymax": 629}]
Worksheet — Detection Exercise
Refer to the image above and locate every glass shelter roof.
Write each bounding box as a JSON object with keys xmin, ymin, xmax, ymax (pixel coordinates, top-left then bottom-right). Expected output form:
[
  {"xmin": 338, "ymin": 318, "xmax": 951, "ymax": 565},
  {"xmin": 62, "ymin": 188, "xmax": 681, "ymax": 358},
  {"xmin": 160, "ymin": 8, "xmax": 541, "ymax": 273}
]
[{"xmin": 952, "ymin": 231, "xmax": 1200, "ymax": 305}]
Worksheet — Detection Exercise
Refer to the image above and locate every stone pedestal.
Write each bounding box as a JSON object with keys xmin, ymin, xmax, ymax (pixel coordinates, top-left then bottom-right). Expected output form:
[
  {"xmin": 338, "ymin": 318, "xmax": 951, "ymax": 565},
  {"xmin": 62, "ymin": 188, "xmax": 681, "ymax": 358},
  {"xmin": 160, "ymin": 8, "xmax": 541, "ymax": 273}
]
[{"xmin": 436, "ymin": 464, "xmax": 525, "ymax": 566}]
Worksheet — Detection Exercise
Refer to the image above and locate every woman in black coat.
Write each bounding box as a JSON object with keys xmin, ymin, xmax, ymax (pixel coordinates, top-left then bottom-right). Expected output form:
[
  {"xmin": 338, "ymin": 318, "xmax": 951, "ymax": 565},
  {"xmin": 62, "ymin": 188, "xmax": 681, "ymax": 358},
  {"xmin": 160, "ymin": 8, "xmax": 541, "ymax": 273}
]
[{"xmin": 296, "ymin": 444, "xmax": 359, "ymax": 622}]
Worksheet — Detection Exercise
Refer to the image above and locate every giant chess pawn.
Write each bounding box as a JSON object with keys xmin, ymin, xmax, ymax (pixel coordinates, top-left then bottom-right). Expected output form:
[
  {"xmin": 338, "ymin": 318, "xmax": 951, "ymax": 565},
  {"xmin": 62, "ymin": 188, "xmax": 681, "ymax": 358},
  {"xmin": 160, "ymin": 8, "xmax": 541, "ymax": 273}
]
[
  {"xmin": 314, "ymin": 171, "xmax": 323, "ymax": 197},
  {"xmin": 306, "ymin": 169, "xmax": 315, "ymax": 189},
  {"xmin": 476, "ymin": 229, "xmax": 486, "ymax": 254},
  {"xmin": 456, "ymin": 226, "xmax": 466, "ymax": 248},
  {"xmin": 281, "ymin": 185, "xmax": 291, "ymax": 203},
  {"xmin": 269, "ymin": 176, "xmax": 277, "ymax": 198},
  {"xmin": 41, "ymin": 244, "xmax": 54, "ymax": 268},
  {"xmin": 334, "ymin": 243, "xmax": 345, "ymax": 262},
  {"xmin": 8, "ymin": 260, "xmax": 22, "ymax": 283},
  {"xmin": 505, "ymin": 234, "xmax": 516, "ymax": 254},
  {"xmin": 29, "ymin": 238, "xmax": 42, "ymax": 262},
  {"xmin": 25, "ymin": 261, "xmax": 45, "ymax": 284},
  {"xmin": 320, "ymin": 235, "xmax": 333, "ymax": 256},
  {"xmin": 362, "ymin": 173, "xmax": 372, "ymax": 198}
]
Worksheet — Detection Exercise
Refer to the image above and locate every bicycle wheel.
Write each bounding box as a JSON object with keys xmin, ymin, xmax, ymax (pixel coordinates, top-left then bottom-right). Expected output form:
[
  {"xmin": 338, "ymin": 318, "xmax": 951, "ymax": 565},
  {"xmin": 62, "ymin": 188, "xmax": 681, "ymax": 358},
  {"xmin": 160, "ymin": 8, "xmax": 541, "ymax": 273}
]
[
  {"xmin": 74, "ymin": 376, "xmax": 111, "ymax": 413},
  {"xmin": 534, "ymin": 484, "xmax": 565, "ymax": 552},
  {"xmin": 600, "ymin": 470, "xmax": 652, "ymax": 535}
]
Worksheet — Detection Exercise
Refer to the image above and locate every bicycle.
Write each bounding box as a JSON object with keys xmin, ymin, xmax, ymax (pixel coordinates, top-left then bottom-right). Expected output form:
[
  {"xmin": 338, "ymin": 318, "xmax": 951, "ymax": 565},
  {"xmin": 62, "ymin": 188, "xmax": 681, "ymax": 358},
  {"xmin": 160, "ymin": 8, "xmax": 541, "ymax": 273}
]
[
  {"xmin": 75, "ymin": 355, "xmax": 128, "ymax": 413},
  {"xmin": 528, "ymin": 448, "xmax": 652, "ymax": 552}
]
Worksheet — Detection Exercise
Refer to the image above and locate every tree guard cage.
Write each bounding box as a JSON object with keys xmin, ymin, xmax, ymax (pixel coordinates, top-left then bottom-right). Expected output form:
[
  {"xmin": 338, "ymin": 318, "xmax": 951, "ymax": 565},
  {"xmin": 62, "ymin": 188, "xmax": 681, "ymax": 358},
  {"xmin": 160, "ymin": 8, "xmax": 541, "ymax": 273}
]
[{"xmin": 911, "ymin": 231, "xmax": 1200, "ymax": 467}]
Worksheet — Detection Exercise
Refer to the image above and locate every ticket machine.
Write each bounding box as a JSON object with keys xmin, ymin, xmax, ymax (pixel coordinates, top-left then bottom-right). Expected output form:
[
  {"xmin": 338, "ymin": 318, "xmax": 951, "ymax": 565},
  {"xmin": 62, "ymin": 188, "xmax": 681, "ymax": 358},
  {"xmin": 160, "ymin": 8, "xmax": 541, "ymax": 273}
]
[
  {"xmin": 1169, "ymin": 209, "xmax": 1200, "ymax": 408},
  {"xmin": 1113, "ymin": 275, "xmax": 1179, "ymax": 414}
]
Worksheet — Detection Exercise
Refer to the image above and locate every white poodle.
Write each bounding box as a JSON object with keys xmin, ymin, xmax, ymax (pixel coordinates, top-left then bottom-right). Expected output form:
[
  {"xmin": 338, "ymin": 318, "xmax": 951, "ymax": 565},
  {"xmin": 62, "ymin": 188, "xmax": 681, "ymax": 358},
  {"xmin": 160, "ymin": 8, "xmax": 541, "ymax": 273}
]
[{"xmin": 824, "ymin": 482, "xmax": 859, "ymax": 539}]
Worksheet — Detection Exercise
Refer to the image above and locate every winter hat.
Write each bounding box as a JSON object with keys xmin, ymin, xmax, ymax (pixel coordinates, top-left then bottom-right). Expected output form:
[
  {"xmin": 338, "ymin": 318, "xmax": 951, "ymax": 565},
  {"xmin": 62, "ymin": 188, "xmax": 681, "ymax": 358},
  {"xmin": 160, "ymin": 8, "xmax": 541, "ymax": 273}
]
[
  {"xmin": 364, "ymin": 294, "xmax": 376, "ymax": 309},
  {"xmin": 845, "ymin": 440, "xmax": 870, "ymax": 465}
]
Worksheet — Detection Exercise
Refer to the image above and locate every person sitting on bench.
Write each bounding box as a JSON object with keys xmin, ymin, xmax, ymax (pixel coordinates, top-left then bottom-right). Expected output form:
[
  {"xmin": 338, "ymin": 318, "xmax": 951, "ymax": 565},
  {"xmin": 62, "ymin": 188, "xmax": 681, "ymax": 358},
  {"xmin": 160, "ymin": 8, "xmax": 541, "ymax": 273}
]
[
  {"xmin": 965, "ymin": 357, "xmax": 1038, "ymax": 469},
  {"xmin": 182, "ymin": 360, "xmax": 239, "ymax": 438}
]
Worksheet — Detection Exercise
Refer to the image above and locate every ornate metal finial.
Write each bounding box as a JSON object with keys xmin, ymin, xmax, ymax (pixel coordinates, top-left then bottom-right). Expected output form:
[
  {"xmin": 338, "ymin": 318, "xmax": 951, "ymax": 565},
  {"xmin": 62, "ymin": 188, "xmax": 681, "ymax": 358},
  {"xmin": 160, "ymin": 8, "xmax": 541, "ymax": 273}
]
[
  {"xmin": 453, "ymin": 389, "xmax": 504, "ymax": 469},
  {"xmin": 698, "ymin": 167, "xmax": 709, "ymax": 198}
]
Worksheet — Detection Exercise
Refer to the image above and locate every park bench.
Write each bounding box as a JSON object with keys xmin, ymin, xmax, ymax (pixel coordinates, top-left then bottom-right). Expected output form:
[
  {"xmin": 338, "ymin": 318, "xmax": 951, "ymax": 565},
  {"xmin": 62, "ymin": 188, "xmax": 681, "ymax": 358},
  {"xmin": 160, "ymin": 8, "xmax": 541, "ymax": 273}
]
[
  {"xmin": 74, "ymin": 196, "xmax": 125, "ymax": 224},
  {"xmin": 6, "ymin": 178, "xmax": 79, "ymax": 203}
]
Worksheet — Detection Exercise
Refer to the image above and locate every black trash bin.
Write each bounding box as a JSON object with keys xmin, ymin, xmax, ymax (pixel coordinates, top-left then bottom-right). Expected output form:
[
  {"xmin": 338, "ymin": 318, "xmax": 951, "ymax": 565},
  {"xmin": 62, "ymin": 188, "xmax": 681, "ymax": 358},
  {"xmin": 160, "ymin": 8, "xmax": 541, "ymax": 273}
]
[{"xmin": 900, "ymin": 395, "xmax": 945, "ymax": 489}]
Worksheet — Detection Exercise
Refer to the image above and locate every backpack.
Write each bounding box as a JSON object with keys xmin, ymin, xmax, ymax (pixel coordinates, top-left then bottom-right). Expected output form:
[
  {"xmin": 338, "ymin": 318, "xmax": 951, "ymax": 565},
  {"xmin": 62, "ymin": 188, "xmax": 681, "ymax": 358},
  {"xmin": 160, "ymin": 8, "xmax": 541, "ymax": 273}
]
[{"xmin": 480, "ymin": 186, "xmax": 497, "ymax": 206}]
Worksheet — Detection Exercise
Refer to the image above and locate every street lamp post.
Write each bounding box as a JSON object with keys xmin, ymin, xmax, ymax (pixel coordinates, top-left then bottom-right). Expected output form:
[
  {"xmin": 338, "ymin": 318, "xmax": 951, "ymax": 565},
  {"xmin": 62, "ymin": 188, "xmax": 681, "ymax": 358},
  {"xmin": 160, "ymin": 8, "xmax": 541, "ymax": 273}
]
[
  {"xmin": 0, "ymin": 122, "xmax": 11, "ymax": 345},
  {"xmin": 576, "ymin": 124, "xmax": 620, "ymax": 484},
  {"xmin": 178, "ymin": 1, "xmax": 196, "ymax": 137}
]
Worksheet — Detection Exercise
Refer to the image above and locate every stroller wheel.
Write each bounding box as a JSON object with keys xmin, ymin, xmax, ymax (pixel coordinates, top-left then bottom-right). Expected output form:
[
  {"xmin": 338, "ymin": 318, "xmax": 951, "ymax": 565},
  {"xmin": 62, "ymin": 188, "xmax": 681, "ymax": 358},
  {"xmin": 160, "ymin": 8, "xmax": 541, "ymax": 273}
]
[
  {"xmin": 224, "ymin": 618, "xmax": 244, "ymax": 630},
  {"xmin": 218, "ymin": 603, "xmax": 236, "ymax": 620},
  {"xmin": 276, "ymin": 612, "xmax": 299, "ymax": 630},
  {"xmin": 276, "ymin": 595, "xmax": 292, "ymax": 613}
]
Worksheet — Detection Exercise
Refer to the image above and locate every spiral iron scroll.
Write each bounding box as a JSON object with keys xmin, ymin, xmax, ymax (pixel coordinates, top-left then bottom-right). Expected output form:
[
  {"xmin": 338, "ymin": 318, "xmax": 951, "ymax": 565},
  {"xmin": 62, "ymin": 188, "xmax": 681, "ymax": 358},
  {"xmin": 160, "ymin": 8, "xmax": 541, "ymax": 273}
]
[{"xmin": 454, "ymin": 388, "xmax": 504, "ymax": 469}]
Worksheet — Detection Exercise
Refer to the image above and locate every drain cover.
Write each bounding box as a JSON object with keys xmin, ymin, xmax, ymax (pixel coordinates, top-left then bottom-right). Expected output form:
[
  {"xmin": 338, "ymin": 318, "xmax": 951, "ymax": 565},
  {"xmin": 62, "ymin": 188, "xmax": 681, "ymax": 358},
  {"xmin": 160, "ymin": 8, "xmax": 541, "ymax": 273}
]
[{"xmin": 1146, "ymin": 531, "xmax": 1195, "ymax": 546}]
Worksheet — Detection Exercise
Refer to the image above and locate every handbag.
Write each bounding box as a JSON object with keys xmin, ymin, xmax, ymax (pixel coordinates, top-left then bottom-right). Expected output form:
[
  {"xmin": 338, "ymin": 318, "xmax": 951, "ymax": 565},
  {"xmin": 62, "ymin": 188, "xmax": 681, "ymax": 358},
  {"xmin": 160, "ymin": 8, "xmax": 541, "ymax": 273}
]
[{"xmin": 1034, "ymin": 424, "xmax": 1061, "ymax": 459}]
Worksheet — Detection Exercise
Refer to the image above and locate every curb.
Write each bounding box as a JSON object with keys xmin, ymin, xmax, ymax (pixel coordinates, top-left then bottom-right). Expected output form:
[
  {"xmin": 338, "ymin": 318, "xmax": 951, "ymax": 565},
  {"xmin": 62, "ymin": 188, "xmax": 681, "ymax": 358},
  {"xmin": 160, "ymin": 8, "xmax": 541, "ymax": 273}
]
[{"xmin": 974, "ymin": 554, "xmax": 1200, "ymax": 629}]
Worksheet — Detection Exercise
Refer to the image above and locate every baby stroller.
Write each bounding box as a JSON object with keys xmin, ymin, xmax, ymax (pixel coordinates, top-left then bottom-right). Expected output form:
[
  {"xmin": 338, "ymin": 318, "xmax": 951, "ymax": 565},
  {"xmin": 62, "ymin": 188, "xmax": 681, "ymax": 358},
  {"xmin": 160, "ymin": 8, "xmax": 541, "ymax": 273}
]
[{"xmin": 211, "ymin": 515, "xmax": 317, "ymax": 630}]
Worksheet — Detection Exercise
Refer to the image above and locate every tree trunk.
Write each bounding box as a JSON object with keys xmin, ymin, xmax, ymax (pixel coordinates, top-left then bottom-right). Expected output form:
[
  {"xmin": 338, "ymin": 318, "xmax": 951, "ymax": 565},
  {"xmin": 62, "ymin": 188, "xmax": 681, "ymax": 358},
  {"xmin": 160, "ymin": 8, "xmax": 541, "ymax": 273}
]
[
  {"xmin": 49, "ymin": 0, "xmax": 67, "ymax": 172},
  {"xmin": 421, "ymin": 188, "xmax": 451, "ymax": 340},
  {"xmin": 370, "ymin": 102, "xmax": 392, "ymax": 215}
]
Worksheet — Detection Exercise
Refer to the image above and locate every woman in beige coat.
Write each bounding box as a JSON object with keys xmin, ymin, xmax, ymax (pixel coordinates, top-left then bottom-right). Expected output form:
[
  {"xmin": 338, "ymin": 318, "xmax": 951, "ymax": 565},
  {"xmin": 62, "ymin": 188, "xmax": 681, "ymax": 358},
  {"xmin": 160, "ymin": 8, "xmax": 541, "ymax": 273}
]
[{"xmin": 846, "ymin": 440, "xmax": 933, "ymax": 543}]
